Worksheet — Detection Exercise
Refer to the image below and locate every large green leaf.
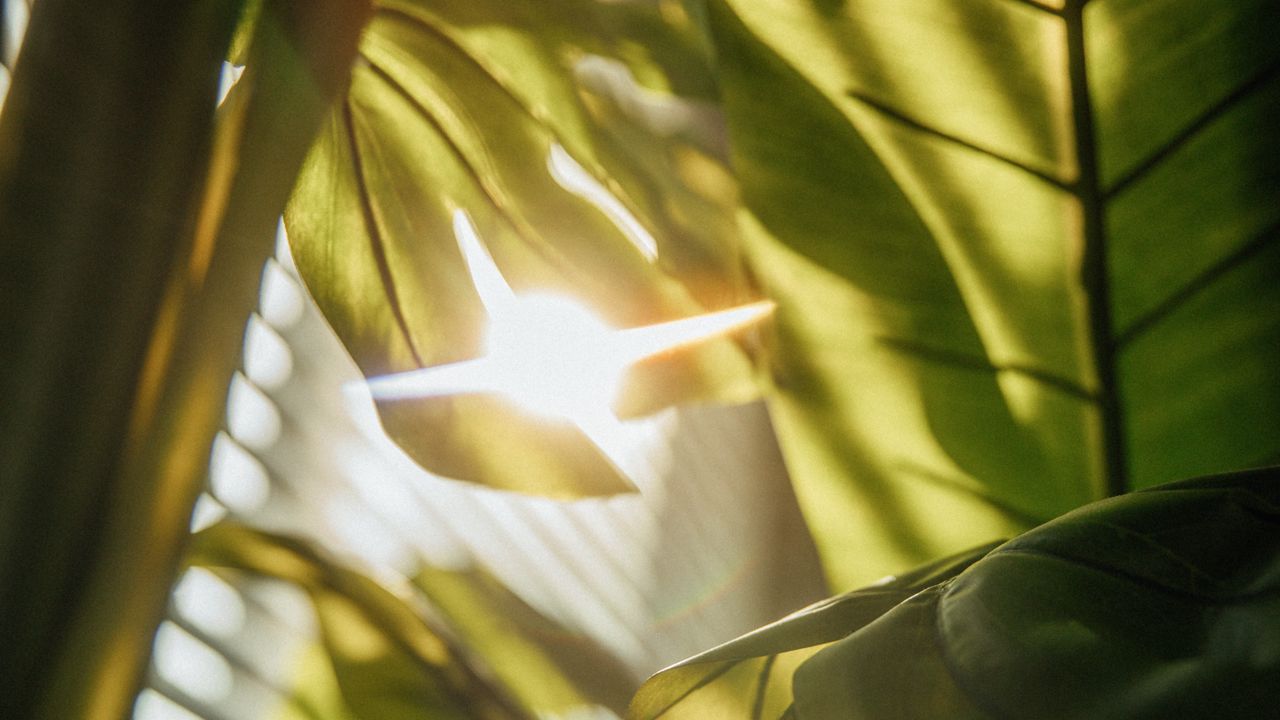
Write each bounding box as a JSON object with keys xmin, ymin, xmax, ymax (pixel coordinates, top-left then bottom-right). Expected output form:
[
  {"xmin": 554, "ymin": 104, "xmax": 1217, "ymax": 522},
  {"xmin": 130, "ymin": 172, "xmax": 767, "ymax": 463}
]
[
  {"xmin": 633, "ymin": 466, "xmax": 1280, "ymax": 719},
  {"xmin": 285, "ymin": 0, "xmax": 764, "ymax": 497},
  {"xmin": 795, "ymin": 466, "xmax": 1280, "ymax": 719},
  {"xmin": 0, "ymin": 1, "xmax": 372, "ymax": 717},
  {"xmin": 707, "ymin": 0, "xmax": 1280, "ymax": 589}
]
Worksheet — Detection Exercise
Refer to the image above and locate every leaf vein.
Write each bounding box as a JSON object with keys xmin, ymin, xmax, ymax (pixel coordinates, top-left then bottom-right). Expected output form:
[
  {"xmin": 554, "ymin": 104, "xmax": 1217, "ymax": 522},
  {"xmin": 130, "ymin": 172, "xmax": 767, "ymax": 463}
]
[
  {"xmin": 646, "ymin": 661, "xmax": 740, "ymax": 719},
  {"xmin": 898, "ymin": 461, "xmax": 1054, "ymax": 527},
  {"xmin": 751, "ymin": 655, "xmax": 777, "ymax": 720},
  {"xmin": 375, "ymin": 5, "xmax": 541, "ymax": 130},
  {"xmin": 1105, "ymin": 57, "xmax": 1280, "ymax": 200},
  {"xmin": 1065, "ymin": 0, "xmax": 1128, "ymax": 496},
  {"xmin": 1113, "ymin": 219, "xmax": 1280, "ymax": 349},
  {"xmin": 877, "ymin": 336, "xmax": 1096, "ymax": 401},
  {"xmin": 342, "ymin": 99, "xmax": 426, "ymax": 368},
  {"xmin": 846, "ymin": 90, "xmax": 1070, "ymax": 191},
  {"xmin": 359, "ymin": 55, "xmax": 520, "ymax": 234},
  {"xmin": 994, "ymin": 547, "xmax": 1280, "ymax": 604},
  {"xmin": 358, "ymin": 51, "xmax": 625, "ymax": 304}
]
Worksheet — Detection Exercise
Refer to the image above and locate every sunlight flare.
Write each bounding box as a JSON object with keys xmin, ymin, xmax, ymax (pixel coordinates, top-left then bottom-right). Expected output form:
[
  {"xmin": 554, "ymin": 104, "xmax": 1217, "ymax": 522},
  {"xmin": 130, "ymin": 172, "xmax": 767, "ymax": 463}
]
[{"xmin": 364, "ymin": 210, "xmax": 771, "ymax": 463}]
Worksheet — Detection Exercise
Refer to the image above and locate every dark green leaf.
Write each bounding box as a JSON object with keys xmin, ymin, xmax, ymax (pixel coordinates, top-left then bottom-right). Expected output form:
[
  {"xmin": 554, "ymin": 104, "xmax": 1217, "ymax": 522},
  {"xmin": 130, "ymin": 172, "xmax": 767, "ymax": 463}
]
[
  {"xmin": 0, "ymin": 2, "xmax": 371, "ymax": 717},
  {"xmin": 635, "ymin": 468, "xmax": 1280, "ymax": 719},
  {"xmin": 0, "ymin": 2, "xmax": 238, "ymax": 718},
  {"xmin": 793, "ymin": 466, "xmax": 1280, "ymax": 719},
  {"xmin": 707, "ymin": 0, "xmax": 1280, "ymax": 589}
]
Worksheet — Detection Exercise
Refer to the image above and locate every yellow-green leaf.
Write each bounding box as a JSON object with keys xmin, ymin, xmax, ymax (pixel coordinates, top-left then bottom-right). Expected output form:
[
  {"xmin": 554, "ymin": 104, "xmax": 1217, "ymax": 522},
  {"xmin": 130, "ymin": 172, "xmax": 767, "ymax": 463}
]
[
  {"xmin": 415, "ymin": 565, "xmax": 636, "ymax": 716},
  {"xmin": 189, "ymin": 522, "xmax": 529, "ymax": 720},
  {"xmin": 285, "ymin": 0, "xmax": 764, "ymax": 497},
  {"xmin": 708, "ymin": 0, "xmax": 1280, "ymax": 589},
  {"xmin": 629, "ymin": 542, "xmax": 997, "ymax": 719}
]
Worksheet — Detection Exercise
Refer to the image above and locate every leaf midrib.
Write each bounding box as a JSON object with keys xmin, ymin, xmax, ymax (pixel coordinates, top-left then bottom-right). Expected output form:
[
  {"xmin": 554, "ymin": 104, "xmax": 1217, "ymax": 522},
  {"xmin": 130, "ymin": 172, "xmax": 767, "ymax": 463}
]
[
  {"xmin": 827, "ymin": 0, "xmax": 1129, "ymax": 497},
  {"xmin": 1064, "ymin": 0, "xmax": 1128, "ymax": 497},
  {"xmin": 839, "ymin": 1, "xmax": 1278, "ymax": 498},
  {"xmin": 342, "ymin": 97, "xmax": 427, "ymax": 368}
]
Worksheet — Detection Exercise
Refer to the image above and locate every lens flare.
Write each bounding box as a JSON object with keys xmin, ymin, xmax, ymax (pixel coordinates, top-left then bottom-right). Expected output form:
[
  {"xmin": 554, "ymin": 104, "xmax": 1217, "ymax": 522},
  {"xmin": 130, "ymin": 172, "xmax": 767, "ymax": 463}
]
[{"xmin": 363, "ymin": 210, "xmax": 772, "ymax": 467}]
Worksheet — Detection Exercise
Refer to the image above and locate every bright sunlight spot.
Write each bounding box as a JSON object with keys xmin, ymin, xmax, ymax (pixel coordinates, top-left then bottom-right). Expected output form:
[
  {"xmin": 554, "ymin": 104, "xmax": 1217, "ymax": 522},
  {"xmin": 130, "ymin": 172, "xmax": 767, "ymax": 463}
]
[
  {"xmin": 484, "ymin": 293, "xmax": 622, "ymax": 420},
  {"xmin": 365, "ymin": 210, "xmax": 773, "ymax": 431}
]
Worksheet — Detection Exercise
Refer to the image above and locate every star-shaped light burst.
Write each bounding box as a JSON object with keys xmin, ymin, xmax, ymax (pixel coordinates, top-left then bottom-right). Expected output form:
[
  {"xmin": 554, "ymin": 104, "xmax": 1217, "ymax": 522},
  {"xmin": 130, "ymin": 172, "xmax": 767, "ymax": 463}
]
[{"xmin": 364, "ymin": 210, "xmax": 773, "ymax": 477}]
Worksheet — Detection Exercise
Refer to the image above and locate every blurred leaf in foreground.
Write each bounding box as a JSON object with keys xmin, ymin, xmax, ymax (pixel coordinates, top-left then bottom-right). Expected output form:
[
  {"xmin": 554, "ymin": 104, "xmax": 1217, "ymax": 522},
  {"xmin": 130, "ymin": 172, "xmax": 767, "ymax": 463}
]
[
  {"xmin": 416, "ymin": 565, "xmax": 637, "ymax": 716},
  {"xmin": 189, "ymin": 522, "xmax": 530, "ymax": 720},
  {"xmin": 629, "ymin": 542, "xmax": 997, "ymax": 719},
  {"xmin": 635, "ymin": 465, "xmax": 1280, "ymax": 719},
  {"xmin": 0, "ymin": 0, "xmax": 372, "ymax": 717}
]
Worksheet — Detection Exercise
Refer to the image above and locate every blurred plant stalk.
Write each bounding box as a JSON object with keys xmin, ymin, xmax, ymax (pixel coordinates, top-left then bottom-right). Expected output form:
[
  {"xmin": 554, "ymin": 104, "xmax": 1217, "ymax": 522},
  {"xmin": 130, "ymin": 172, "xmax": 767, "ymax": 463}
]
[{"xmin": 0, "ymin": 1, "xmax": 372, "ymax": 718}]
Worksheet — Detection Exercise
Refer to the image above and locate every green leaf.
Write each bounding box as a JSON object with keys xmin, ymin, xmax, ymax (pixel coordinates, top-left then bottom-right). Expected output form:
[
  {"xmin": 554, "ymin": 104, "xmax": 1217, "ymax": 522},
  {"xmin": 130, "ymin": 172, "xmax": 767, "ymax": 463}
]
[
  {"xmin": 188, "ymin": 522, "xmax": 530, "ymax": 720},
  {"xmin": 0, "ymin": 2, "xmax": 235, "ymax": 718},
  {"xmin": 793, "ymin": 465, "xmax": 1280, "ymax": 719},
  {"xmin": 285, "ymin": 0, "xmax": 764, "ymax": 497},
  {"xmin": 273, "ymin": 638, "xmax": 363, "ymax": 720},
  {"xmin": 0, "ymin": 2, "xmax": 371, "ymax": 717},
  {"xmin": 227, "ymin": 0, "xmax": 264, "ymax": 65},
  {"xmin": 706, "ymin": 0, "xmax": 1280, "ymax": 589},
  {"xmin": 634, "ymin": 467, "xmax": 1280, "ymax": 719},
  {"xmin": 628, "ymin": 542, "xmax": 998, "ymax": 719},
  {"xmin": 415, "ymin": 565, "xmax": 637, "ymax": 716}
]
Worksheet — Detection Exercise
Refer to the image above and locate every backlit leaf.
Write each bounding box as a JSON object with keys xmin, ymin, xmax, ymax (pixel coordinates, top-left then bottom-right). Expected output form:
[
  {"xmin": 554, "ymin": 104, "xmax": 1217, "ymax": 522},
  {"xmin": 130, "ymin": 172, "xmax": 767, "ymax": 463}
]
[
  {"xmin": 285, "ymin": 0, "xmax": 763, "ymax": 497},
  {"xmin": 415, "ymin": 565, "xmax": 637, "ymax": 716},
  {"xmin": 629, "ymin": 542, "xmax": 998, "ymax": 719},
  {"xmin": 707, "ymin": 0, "xmax": 1280, "ymax": 589},
  {"xmin": 188, "ymin": 522, "xmax": 529, "ymax": 720}
]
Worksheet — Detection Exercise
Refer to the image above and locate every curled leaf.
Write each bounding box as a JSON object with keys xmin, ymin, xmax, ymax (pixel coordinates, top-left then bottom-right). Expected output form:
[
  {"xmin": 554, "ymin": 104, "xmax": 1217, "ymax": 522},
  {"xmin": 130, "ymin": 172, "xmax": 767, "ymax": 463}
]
[
  {"xmin": 629, "ymin": 542, "xmax": 998, "ymax": 719},
  {"xmin": 793, "ymin": 467, "xmax": 1280, "ymax": 719}
]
